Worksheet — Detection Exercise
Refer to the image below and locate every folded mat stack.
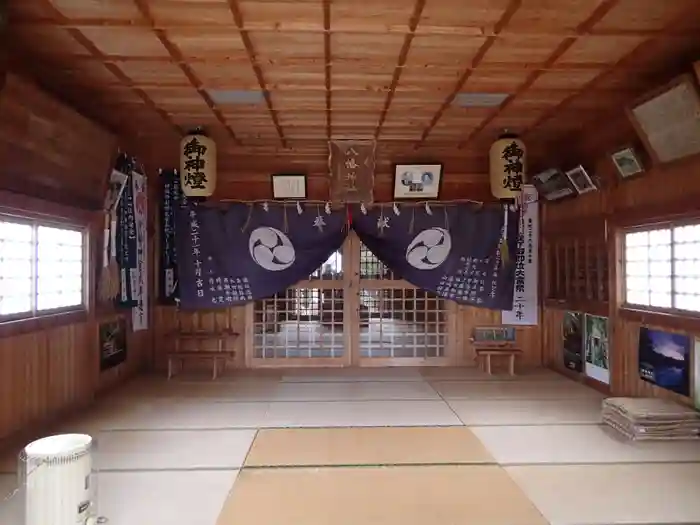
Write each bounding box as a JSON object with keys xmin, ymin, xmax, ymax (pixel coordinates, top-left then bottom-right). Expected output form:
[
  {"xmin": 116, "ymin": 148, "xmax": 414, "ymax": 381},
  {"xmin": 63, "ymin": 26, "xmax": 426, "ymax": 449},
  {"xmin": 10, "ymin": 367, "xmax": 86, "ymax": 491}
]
[{"xmin": 602, "ymin": 397, "xmax": 700, "ymax": 440}]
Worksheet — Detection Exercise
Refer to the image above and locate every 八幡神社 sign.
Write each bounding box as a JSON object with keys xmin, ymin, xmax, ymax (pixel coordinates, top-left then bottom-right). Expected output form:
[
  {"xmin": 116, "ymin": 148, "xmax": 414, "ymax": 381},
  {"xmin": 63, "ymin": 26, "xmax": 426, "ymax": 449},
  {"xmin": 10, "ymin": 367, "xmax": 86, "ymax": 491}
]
[{"xmin": 329, "ymin": 140, "xmax": 376, "ymax": 204}]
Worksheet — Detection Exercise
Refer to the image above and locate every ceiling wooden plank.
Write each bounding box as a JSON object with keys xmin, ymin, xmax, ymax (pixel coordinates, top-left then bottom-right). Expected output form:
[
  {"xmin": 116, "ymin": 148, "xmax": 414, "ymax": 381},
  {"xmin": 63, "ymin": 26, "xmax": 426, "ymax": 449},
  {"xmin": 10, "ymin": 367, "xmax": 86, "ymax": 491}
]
[
  {"xmin": 455, "ymin": 0, "xmax": 621, "ymax": 149},
  {"xmin": 524, "ymin": 0, "xmax": 700, "ymax": 139},
  {"xmin": 414, "ymin": 0, "xmax": 523, "ymax": 148},
  {"xmin": 374, "ymin": 0, "xmax": 427, "ymax": 139},
  {"xmin": 132, "ymin": 0, "xmax": 240, "ymax": 144},
  {"xmin": 225, "ymin": 0, "xmax": 287, "ymax": 148},
  {"xmin": 14, "ymin": 17, "xmax": 699, "ymax": 39},
  {"xmin": 31, "ymin": 0, "xmax": 180, "ymax": 135}
]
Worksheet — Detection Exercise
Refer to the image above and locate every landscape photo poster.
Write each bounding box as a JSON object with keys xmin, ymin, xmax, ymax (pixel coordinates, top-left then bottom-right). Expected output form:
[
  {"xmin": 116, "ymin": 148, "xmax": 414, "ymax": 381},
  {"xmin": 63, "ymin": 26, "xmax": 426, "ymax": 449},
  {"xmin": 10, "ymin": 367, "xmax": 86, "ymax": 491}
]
[
  {"xmin": 562, "ymin": 311, "xmax": 583, "ymax": 372},
  {"xmin": 584, "ymin": 314, "xmax": 610, "ymax": 384},
  {"xmin": 99, "ymin": 319, "xmax": 127, "ymax": 372},
  {"xmin": 638, "ymin": 327, "xmax": 690, "ymax": 396}
]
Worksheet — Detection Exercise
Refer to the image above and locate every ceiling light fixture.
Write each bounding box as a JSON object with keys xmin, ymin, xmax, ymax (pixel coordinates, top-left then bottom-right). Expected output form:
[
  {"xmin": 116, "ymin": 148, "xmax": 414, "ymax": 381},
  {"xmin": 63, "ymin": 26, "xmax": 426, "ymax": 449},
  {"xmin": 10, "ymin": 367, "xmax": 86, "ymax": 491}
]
[
  {"xmin": 206, "ymin": 89, "xmax": 264, "ymax": 105},
  {"xmin": 453, "ymin": 92, "xmax": 509, "ymax": 108}
]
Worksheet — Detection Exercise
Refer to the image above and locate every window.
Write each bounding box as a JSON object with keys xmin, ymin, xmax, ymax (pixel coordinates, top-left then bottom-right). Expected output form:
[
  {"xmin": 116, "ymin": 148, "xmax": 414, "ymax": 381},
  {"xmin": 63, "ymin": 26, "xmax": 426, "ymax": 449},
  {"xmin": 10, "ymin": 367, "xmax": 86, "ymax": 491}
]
[
  {"xmin": 624, "ymin": 223, "xmax": 700, "ymax": 313},
  {"xmin": 0, "ymin": 217, "xmax": 85, "ymax": 319}
]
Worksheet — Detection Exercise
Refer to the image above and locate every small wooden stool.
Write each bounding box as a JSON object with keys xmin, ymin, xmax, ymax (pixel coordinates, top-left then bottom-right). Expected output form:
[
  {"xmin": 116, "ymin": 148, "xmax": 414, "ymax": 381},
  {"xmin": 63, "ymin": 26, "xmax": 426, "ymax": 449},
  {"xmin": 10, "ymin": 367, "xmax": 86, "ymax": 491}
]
[{"xmin": 475, "ymin": 348, "xmax": 521, "ymax": 376}]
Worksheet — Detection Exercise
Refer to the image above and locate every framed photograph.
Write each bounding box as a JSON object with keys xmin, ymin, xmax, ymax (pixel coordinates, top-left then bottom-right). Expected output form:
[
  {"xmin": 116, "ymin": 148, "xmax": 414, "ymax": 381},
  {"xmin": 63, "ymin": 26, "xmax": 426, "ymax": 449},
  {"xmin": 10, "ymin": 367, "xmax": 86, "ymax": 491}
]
[
  {"xmin": 638, "ymin": 327, "xmax": 690, "ymax": 396},
  {"xmin": 393, "ymin": 163, "xmax": 443, "ymax": 199},
  {"xmin": 271, "ymin": 174, "xmax": 307, "ymax": 200},
  {"xmin": 584, "ymin": 314, "xmax": 610, "ymax": 385},
  {"xmin": 565, "ymin": 165, "xmax": 596, "ymax": 195},
  {"xmin": 611, "ymin": 147, "xmax": 644, "ymax": 178},
  {"xmin": 531, "ymin": 168, "xmax": 576, "ymax": 202},
  {"xmin": 627, "ymin": 74, "xmax": 700, "ymax": 165}
]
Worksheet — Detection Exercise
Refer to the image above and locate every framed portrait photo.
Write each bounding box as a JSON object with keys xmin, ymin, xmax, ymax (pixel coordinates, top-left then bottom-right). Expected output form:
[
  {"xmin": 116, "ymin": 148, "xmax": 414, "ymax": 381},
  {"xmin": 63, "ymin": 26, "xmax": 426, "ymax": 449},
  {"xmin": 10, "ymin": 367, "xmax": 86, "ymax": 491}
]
[
  {"xmin": 531, "ymin": 168, "xmax": 577, "ymax": 201},
  {"xmin": 611, "ymin": 147, "xmax": 644, "ymax": 179},
  {"xmin": 393, "ymin": 164, "xmax": 443, "ymax": 200},
  {"xmin": 565, "ymin": 165, "xmax": 597, "ymax": 195}
]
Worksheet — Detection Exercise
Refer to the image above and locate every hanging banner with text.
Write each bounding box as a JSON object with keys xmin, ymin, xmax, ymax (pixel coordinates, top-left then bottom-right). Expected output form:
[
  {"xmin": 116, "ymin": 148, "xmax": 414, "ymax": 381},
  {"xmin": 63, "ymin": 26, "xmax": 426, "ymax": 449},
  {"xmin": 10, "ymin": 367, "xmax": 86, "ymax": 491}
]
[
  {"xmin": 351, "ymin": 203, "xmax": 519, "ymax": 310},
  {"xmin": 175, "ymin": 200, "xmax": 348, "ymax": 309},
  {"xmin": 116, "ymin": 167, "xmax": 138, "ymax": 309},
  {"xmin": 159, "ymin": 169, "xmax": 181, "ymax": 304},
  {"xmin": 131, "ymin": 170, "xmax": 148, "ymax": 331},
  {"xmin": 502, "ymin": 185, "xmax": 539, "ymax": 325}
]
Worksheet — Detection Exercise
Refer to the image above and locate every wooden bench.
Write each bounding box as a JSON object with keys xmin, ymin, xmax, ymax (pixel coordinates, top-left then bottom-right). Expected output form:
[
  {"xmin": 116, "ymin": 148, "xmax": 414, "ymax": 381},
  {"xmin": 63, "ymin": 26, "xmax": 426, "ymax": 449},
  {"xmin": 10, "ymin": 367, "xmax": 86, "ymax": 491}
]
[
  {"xmin": 470, "ymin": 326, "xmax": 521, "ymax": 376},
  {"xmin": 167, "ymin": 348, "xmax": 236, "ymax": 380},
  {"xmin": 166, "ymin": 309, "xmax": 239, "ymax": 379}
]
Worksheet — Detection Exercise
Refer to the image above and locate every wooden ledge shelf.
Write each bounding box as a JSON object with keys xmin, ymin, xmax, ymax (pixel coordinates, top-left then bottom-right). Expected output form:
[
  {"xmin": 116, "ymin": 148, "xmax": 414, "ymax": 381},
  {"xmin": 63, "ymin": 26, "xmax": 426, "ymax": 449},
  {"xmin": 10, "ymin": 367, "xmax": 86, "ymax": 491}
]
[{"xmin": 166, "ymin": 312, "xmax": 240, "ymax": 380}]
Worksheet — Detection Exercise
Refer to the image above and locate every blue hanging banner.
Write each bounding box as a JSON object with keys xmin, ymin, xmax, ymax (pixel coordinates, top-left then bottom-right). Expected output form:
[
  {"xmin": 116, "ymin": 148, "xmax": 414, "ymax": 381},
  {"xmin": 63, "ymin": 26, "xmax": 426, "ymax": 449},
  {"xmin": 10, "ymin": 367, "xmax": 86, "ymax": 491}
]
[
  {"xmin": 115, "ymin": 154, "xmax": 138, "ymax": 308},
  {"xmin": 351, "ymin": 203, "xmax": 519, "ymax": 311},
  {"xmin": 174, "ymin": 199, "xmax": 348, "ymax": 309},
  {"xmin": 159, "ymin": 169, "xmax": 180, "ymax": 304}
]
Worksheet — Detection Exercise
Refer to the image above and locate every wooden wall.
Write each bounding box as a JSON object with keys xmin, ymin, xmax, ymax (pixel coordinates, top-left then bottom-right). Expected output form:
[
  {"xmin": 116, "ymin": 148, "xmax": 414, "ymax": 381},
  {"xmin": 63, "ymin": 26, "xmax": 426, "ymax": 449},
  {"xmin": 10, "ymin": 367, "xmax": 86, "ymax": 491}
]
[
  {"xmin": 541, "ymin": 69, "xmax": 700, "ymax": 404},
  {"xmin": 152, "ymin": 298, "xmax": 542, "ymax": 371},
  {"xmin": 0, "ymin": 73, "xmax": 154, "ymax": 446}
]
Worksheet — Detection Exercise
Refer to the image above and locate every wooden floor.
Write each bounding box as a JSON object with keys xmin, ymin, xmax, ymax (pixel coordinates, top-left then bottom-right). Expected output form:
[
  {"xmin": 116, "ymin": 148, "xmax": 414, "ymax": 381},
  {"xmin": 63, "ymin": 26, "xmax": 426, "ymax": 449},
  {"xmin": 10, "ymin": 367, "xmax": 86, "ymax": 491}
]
[{"xmin": 1, "ymin": 368, "xmax": 700, "ymax": 524}]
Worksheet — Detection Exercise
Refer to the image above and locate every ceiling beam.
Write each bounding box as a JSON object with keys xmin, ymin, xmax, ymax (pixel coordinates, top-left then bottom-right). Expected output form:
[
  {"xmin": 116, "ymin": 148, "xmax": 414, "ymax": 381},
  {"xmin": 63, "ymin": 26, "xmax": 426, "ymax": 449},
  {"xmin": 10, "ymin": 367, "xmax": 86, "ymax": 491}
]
[
  {"xmin": 12, "ymin": 17, "xmax": 699, "ymax": 39},
  {"xmin": 226, "ymin": 0, "xmax": 287, "ymax": 148},
  {"xmin": 414, "ymin": 0, "xmax": 523, "ymax": 148},
  {"xmin": 374, "ymin": 0, "xmax": 426, "ymax": 140},
  {"xmin": 33, "ymin": 1, "xmax": 180, "ymax": 136},
  {"xmin": 455, "ymin": 0, "xmax": 621, "ymax": 149},
  {"xmin": 28, "ymin": 53, "xmax": 664, "ymax": 73},
  {"xmin": 132, "ymin": 0, "xmax": 240, "ymax": 145}
]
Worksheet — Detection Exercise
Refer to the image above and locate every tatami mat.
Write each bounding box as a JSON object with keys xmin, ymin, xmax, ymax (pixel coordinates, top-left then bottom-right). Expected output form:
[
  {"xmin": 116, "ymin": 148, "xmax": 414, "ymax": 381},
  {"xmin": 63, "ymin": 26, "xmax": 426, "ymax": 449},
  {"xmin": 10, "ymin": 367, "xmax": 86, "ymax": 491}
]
[
  {"xmin": 0, "ymin": 473, "xmax": 19, "ymax": 524},
  {"xmin": 99, "ymin": 470, "xmax": 238, "ymax": 525},
  {"xmin": 109, "ymin": 377, "xmax": 281, "ymax": 401},
  {"xmin": 431, "ymin": 379, "xmax": 603, "ymax": 400},
  {"xmin": 61, "ymin": 401, "xmax": 272, "ymax": 431},
  {"xmin": 264, "ymin": 400, "xmax": 462, "ymax": 427},
  {"xmin": 245, "ymin": 427, "xmax": 494, "ymax": 467},
  {"xmin": 96, "ymin": 430, "xmax": 256, "ymax": 470},
  {"xmin": 473, "ymin": 424, "xmax": 700, "ymax": 465},
  {"xmin": 217, "ymin": 466, "xmax": 548, "ymax": 525},
  {"xmin": 420, "ymin": 367, "xmax": 564, "ymax": 382},
  {"xmin": 282, "ymin": 368, "xmax": 423, "ymax": 382},
  {"xmin": 448, "ymin": 398, "xmax": 603, "ymax": 426},
  {"xmin": 272, "ymin": 380, "xmax": 440, "ymax": 401},
  {"xmin": 507, "ymin": 463, "xmax": 700, "ymax": 525}
]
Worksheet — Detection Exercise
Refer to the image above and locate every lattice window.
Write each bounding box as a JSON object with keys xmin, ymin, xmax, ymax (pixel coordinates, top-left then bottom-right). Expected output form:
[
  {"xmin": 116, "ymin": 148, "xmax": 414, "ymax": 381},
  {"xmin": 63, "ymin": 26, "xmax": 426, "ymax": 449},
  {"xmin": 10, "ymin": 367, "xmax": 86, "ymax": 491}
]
[
  {"xmin": 359, "ymin": 288, "xmax": 447, "ymax": 358},
  {"xmin": 0, "ymin": 218, "xmax": 85, "ymax": 319},
  {"xmin": 360, "ymin": 244, "xmax": 396, "ymax": 280},
  {"xmin": 545, "ymin": 237, "xmax": 608, "ymax": 304},
  {"xmin": 309, "ymin": 249, "xmax": 343, "ymax": 280},
  {"xmin": 625, "ymin": 223, "xmax": 700, "ymax": 312},
  {"xmin": 253, "ymin": 288, "xmax": 345, "ymax": 359}
]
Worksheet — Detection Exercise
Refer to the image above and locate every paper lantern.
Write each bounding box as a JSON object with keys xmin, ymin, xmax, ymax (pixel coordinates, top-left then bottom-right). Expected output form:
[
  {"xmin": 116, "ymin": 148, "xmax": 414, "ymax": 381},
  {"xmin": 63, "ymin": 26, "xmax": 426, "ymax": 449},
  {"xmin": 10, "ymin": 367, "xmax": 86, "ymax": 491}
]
[
  {"xmin": 179, "ymin": 130, "xmax": 217, "ymax": 198},
  {"xmin": 489, "ymin": 132, "xmax": 526, "ymax": 200}
]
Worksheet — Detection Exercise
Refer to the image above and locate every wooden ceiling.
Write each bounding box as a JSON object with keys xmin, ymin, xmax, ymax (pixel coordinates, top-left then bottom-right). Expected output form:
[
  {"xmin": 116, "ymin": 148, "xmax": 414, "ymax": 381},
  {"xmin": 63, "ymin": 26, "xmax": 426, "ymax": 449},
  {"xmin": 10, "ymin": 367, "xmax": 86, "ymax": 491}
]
[{"xmin": 7, "ymin": 0, "xmax": 700, "ymax": 199}]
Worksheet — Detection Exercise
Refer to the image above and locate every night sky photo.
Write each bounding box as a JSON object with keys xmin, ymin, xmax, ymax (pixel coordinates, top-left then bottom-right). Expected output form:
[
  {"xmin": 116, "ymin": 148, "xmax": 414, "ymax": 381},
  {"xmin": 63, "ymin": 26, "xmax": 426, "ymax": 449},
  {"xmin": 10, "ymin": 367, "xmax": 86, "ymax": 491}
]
[{"xmin": 638, "ymin": 327, "xmax": 690, "ymax": 396}]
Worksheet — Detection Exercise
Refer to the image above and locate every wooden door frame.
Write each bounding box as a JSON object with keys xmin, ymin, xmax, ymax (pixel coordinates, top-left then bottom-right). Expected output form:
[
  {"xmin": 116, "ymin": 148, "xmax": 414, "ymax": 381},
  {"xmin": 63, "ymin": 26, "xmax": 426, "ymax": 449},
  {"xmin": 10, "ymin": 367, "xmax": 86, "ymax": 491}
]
[{"xmin": 244, "ymin": 233, "xmax": 459, "ymax": 368}]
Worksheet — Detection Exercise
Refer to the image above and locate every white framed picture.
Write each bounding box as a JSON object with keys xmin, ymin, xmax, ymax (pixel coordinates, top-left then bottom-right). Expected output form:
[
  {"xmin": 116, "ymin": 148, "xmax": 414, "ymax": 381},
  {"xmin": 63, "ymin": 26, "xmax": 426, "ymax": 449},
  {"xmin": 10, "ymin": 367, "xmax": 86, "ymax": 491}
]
[
  {"xmin": 612, "ymin": 147, "xmax": 644, "ymax": 179},
  {"xmin": 393, "ymin": 164, "xmax": 443, "ymax": 199},
  {"xmin": 271, "ymin": 174, "xmax": 307, "ymax": 199},
  {"xmin": 565, "ymin": 165, "xmax": 597, "ymax": 195}
]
